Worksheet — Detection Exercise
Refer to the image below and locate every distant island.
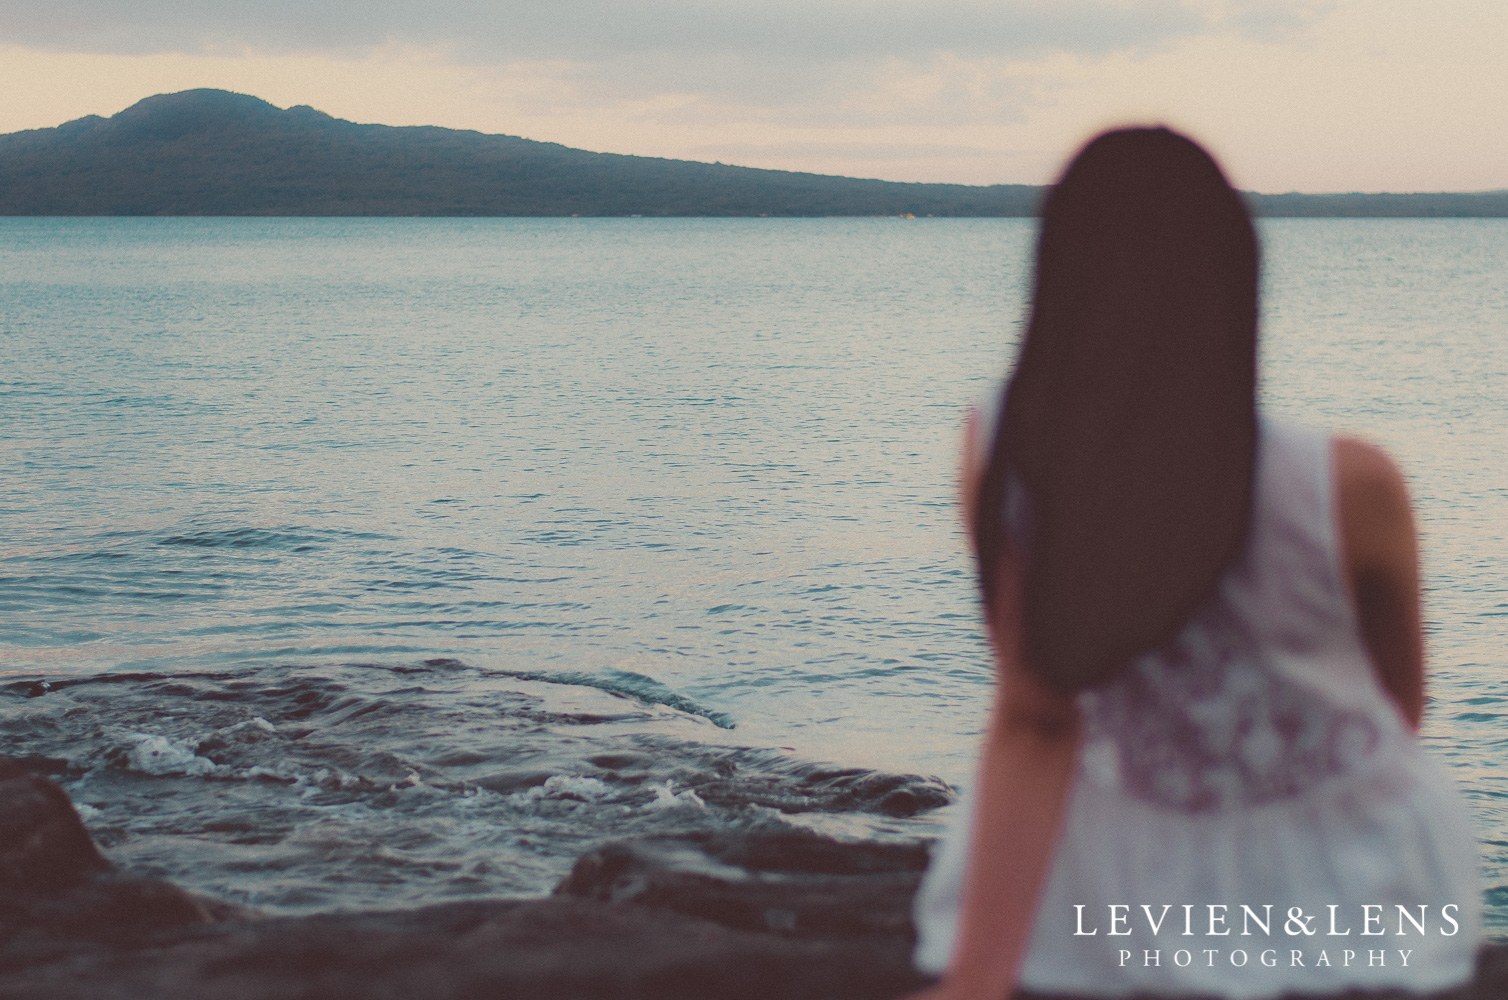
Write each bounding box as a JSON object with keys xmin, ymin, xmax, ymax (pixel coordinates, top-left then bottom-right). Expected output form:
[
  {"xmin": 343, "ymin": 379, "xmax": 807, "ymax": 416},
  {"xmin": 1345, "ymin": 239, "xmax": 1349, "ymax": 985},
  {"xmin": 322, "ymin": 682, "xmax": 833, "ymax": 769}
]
[{"xmin": 2, "ymin": 90, "xmax": 1505, "ymax": 218}]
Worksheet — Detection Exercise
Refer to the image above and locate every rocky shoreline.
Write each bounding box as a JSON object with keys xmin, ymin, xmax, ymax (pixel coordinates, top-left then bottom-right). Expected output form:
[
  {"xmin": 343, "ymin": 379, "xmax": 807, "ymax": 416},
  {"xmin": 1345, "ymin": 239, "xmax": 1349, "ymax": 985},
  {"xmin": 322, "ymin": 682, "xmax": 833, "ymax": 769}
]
[{"xmin": 3, "ymin": 759, "xmax": 1504, "ymax": 999}]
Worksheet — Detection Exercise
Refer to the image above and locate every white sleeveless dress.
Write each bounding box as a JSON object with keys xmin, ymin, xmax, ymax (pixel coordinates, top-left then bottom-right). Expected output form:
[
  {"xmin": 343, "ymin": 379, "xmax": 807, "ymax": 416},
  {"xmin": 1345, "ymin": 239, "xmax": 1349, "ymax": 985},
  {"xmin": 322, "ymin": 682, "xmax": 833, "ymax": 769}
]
[{"xmin": 912, "ymin": 418, "xmax": 1483, "ymax": 998}]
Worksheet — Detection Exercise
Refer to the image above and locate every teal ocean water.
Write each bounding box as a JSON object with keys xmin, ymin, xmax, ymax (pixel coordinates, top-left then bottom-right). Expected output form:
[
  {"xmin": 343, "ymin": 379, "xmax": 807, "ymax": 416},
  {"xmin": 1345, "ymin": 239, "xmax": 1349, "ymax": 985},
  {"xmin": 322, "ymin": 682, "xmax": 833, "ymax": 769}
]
[{"xmin": 2, "ymin": 218, "xmax": 1505, "ymax": 926}]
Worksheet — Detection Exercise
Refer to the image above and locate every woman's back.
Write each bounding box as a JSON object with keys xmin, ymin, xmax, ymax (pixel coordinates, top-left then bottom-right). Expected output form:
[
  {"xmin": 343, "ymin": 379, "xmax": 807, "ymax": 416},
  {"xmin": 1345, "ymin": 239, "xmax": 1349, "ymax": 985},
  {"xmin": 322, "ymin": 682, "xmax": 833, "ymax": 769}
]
[
  {"xmin": 906, "ymin": 128, "xmax": 1481, "ymax": 1000},
  {"xmin": 913, "ymin": 418, "xmax": 1482, "ymax": 998}
]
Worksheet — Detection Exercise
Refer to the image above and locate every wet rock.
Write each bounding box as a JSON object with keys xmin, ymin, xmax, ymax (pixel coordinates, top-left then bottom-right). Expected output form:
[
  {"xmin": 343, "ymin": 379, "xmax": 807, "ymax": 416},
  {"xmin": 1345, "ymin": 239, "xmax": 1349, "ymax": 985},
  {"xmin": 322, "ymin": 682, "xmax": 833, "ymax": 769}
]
[
  {"xmin": 2, "ymin": 756, "xmax": 1506, "ymax": 1000},
  {"xmin": 6, "ymin": 895, "xmax": 930, "ymax": 1000},
  {"xmin": 0, "ymin": 758, "xmax": 113, "ymax": 892},
  {"xmin": 0, "ymin": 760, "xmax": 221, "ymax": 952},
  {"xmin": 556, "ymin": 830, "xmax": 928, "ymax": 937}
]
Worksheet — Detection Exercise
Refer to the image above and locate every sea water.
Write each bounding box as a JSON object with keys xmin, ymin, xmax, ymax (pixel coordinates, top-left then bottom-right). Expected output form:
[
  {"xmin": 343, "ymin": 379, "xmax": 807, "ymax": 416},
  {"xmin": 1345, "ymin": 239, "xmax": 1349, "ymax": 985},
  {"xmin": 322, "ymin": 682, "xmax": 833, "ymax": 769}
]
[{"xmin": 1, "ymin": 218, "xmax": 1505, "ymax": 927}]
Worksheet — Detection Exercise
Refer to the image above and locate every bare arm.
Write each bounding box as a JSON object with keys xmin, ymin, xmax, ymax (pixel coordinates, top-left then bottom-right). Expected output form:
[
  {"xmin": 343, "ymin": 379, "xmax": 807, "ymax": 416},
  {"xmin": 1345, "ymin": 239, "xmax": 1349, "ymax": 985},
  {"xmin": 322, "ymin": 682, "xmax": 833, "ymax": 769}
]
[
  {"xmin": 908, "ymin": 411, "xmax": 1082, "ymax": 1000},
  {"xmin": 1333, "ymin": 436, "xmax": 1426, "ymax": 730}
]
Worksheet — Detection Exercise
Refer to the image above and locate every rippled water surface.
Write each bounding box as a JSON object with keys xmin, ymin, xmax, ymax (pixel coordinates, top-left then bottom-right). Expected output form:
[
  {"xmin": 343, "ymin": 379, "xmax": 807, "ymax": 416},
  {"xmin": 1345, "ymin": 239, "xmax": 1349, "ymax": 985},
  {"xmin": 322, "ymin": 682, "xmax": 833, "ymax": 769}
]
[{"xmin": 2, "ymin": 218, "xmax": 1506, "ymax": 925}]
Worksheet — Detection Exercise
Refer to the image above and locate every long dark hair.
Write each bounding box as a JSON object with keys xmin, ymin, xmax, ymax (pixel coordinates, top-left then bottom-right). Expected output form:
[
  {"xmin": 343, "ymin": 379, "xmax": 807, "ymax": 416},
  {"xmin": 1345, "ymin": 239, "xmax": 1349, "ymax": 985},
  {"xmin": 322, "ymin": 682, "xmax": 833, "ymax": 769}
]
[{"xmin": 976, "ymin": 127, "xmax": 1259, "ymax": 692}]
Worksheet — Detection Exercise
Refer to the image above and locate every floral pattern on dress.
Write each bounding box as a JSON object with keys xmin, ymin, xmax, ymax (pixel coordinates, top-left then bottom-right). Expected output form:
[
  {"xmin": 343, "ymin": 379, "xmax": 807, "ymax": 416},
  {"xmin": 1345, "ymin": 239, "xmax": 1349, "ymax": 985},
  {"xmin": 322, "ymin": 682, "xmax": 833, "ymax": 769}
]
[{"xmin": 1077, "ymin": 602, "xmax": 1379, "ymax": 812}]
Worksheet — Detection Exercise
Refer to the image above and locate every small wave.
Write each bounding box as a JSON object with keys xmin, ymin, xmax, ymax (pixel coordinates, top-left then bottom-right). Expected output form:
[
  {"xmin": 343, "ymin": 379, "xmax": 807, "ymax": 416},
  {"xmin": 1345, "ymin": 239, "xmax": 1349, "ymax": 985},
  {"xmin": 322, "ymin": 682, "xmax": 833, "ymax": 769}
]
[
  {"xmin": 518, "ymin": 775, "xmax": 615, "ymax": 803},
  {"xmin": 647, "ymin": 780, "xmax": 706, "ymax": 811},
  {"xmin": 124, "ymin": 732, "xmax": 217, "ymax": 776},
  {"xmin": 156, "ymin": 527, "xmax": 327, "ymax": 550},
  {"xmin": 488, "ymin": 667, "xmax": 736, "ymax": 729},
  {"xmin": 153, "ymin": 526, "xmax": 397, "ymax": 551},
  {"xmin": 0, "ymin": 662, "xmax": 947, "ymax": 913}
]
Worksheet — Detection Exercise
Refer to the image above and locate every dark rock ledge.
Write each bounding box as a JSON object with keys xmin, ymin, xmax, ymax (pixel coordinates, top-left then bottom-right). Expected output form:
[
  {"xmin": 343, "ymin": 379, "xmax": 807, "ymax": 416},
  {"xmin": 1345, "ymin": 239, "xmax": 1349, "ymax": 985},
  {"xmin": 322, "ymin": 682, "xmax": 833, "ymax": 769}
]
[{"xmin": 2, "ymin": 759, "xmax": 1505, "ymax": 1000}]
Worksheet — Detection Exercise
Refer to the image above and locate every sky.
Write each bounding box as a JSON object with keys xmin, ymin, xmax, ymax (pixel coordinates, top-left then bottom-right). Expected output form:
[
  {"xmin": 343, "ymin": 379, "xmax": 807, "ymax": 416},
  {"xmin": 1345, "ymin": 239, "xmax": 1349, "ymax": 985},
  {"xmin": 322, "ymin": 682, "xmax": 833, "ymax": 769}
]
[{"xmin": 1, "ymin": 0, "xmax": 1504, "ymax": 193}]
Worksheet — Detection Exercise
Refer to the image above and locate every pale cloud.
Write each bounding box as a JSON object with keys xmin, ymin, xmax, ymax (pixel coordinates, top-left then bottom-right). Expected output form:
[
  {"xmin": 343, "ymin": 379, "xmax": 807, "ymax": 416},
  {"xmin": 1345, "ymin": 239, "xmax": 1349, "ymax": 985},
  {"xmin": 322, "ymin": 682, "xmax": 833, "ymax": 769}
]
[
  {"xmin": 1219, "ymin": 0, "xmax": 1333, "ymax": 42},
  {"xmin": 0, "ymin": 1, "xmax": 1297, "ymax": 61},
  {"xmin": 0, "ymin": 1, "xmax": 1315, "ymax": 123}
]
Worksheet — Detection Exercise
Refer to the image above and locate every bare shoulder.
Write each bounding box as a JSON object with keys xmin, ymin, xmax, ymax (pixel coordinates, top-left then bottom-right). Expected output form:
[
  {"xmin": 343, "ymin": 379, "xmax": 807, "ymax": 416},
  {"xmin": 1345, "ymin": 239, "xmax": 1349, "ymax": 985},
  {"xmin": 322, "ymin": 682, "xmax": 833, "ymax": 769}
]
[
  {"xmin": 1328, "ymin": 436, "xmax": 1425, "ymax": 728},
  {"xmin": 1331, "ymin": 436, "xmax": 1415, "ymax": 559},
  {"xmin": 1333, "ymin": 436, "xmax": 1409, "ymax": 500}
]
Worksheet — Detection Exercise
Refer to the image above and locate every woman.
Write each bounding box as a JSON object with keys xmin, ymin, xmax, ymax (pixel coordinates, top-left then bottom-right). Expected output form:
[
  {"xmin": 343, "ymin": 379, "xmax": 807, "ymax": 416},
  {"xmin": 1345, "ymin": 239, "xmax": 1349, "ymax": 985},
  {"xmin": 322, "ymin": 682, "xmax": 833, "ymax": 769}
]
[{"xmin": 908, "ymin": 128, "xmax": 1482, "ymax": 999}]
